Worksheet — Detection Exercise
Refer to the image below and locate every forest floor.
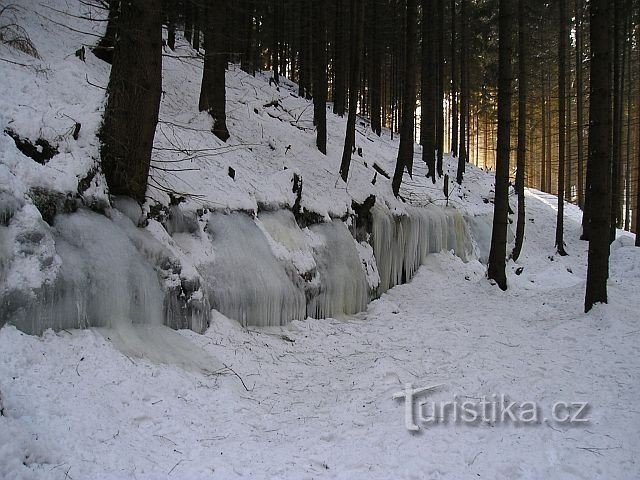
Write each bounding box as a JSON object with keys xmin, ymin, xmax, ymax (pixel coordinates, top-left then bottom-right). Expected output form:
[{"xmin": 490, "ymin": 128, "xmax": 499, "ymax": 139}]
[{"xmin": 1, "ymin": 191, "xmax": 639, "ymax": 480}]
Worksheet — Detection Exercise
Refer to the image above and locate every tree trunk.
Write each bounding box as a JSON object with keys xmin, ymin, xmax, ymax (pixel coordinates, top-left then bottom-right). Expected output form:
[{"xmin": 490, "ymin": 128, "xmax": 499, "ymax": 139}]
[
  {"xmin": 487, "ymin": 0, "xmax": 513, "ymax": 290},
  {"xmin": 436, "ymin": 0, "xmax": 445, "ymax": 176},
  {"xmin": 584, "ymin": 0, "xmax": 612, "ymax": 311},
  {"xmin": 312, "ymin": 0, "xmax": 327, "ymax": 154},
  {"xmin": 333, "ymin": 0, "xmax": 348, "ymax": 116},
  {"xmin": 512, "ymin": 0, "xmax": 526, "ymax": 262},
  {"xmin": 575, "ymin": 0, "xmax": 585, "ymax": 209},
  {"xmin": 199, "ymin": 2, "xmax": 230, "ymax": 142},
  {"xmin": 369, "ymin": 0, "xmax": 382, "ymax": 135},
  {"xmin": 166, "ymin": 0, "xmax": 176, "ymax": 51},
  {"xmin": 339, "ymin": 0, "xmax": 365, "ymax": 182},
  {"xmin": 556, "ymin": 0, "xmax": 568, "ymax": 255},
  {"xmin": 611, "ymin": 0, "xmax": 623, "ymax": 240},
  {"xmin": 99, "ymin": 0, "xmax": 162, "ymax": 204},
  {"xmin": 456, "ymin": 0, "xmax": 467, "ymax": 184},
  {"xmin": 392, "ymin": 0, "xmax": 418, "ymax": 196},
  {"xmin": 93, "ymin": 0, "xmax": 119, "ymax": 64},
  {"xmin": 450, "ymin": 0, "xmax": 458, "ymax": 156},
  {"xmin": 422, "ymin": 0, "xmax": 437, "ymax": 182}
]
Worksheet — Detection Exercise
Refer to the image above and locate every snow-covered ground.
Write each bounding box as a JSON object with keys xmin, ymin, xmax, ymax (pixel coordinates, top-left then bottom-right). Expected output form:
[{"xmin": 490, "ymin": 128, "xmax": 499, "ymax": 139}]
[
  {"xmin": 1, "ymin": 0, "xmax": 640, "ymax": 479},
  {"xmin": 2, "ymin": 192, "xmax": 640, "ymax": 480}
]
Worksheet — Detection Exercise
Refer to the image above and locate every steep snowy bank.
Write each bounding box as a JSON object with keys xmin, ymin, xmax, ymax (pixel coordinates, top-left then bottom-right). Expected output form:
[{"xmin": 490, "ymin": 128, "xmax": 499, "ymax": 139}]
[{"xmin": 0, "ymin": 0, "xmax": 488, "ymax": 334}]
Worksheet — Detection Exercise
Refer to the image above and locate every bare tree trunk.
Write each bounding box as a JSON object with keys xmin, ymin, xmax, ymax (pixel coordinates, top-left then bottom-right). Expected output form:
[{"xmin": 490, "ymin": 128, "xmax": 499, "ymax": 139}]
[
  {"xmin": 556, "ymin": 0, "xmax": 568, "ymax": 255},
  {"xmin": 456, "ymin": 0, "xmax": 467, "ymax": 184},
  {"xmin": 450, "ymin": 0, "xmax": 458, "ymax": 156},
  {"xmin": 312, "ymin": 0, "xmax": 327, "ymax": 154},
  {"xmin": 436, "ymin": 0, "xmax": 445, "ymax": 176},
  {"xmin": 487, "ymin": 0, "xmax": 514, "ymax": 290},
  {"xmin": 93, "ymin": 0, "xmax": 119, "ymax": 63},
  {"xmin": 392, "ymin": 0, "xmax": 418, "ymax": 196},
  {"xmin": 339, "ymin": 0, "xmax": 365, "ymax": 182},
  {"xmin": 585, "ymin": 0, "xmax": 612, "ymax": 311},
  {"xmin": 99, "ymin": 0, "xmax": 162, "ymax": 203},
  {"xmin": 575, "ymin": 0, "xmax": 585, "ymax": 209},
  {"xmin": 199, "ymin": 1, "xmax": 230, "ymax": 142},
  {"xmin": 422, "ymin": 0, "xmax": 437, "ymax": 182},
  {"xmin": 512, "ymin": 0, "xmax": 526, "ymax": 261}
]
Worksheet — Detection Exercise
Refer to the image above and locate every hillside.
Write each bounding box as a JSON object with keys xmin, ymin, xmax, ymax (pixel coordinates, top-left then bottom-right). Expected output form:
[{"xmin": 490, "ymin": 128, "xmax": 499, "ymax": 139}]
[{"xmin": 1, "ymin": 1, "xmax": 640, "ymax": 479}]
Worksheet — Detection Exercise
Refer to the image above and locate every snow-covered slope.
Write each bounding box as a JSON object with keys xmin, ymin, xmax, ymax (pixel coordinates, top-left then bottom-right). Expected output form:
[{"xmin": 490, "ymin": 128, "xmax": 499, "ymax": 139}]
[
  {"xmin": 0, "ymin": 0, "xmax": 490, "ymax": 334},
  {"xmin": 1, "ymin": 1, "xmax": 640, "ymax": 479}
]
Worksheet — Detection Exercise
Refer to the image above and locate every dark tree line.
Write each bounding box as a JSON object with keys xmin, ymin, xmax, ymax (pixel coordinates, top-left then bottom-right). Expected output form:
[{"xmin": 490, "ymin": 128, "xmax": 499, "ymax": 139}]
[{"xmin": 96, "ymin": 0, "xmax": 640, "ymax": 312}]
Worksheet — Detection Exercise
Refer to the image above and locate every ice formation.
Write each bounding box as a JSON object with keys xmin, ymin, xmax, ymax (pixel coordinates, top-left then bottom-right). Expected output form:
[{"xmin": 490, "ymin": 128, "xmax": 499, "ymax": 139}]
[
  {"xmin": 371, "ymin": 203, "xmax": 472, "ymax": 294},
  {"xmin": 200, "ymin": 211, "xmax": 307, "ymax": 327},
  {"xmin": 1, "ymin": 208, "xmax": 165, "ymax": 334},
  {"xmin": 307, "ymin": 221, "xmax": 369, "ymax": 318}
]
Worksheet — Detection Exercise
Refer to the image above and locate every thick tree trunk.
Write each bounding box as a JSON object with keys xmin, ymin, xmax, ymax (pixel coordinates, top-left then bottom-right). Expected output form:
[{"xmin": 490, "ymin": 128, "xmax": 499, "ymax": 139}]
[
  {"xmin": 450, "ymin": 0, "xmax": 458, "ymax": 156},
  {"xmin": 512, "ymin": 0, "xmax": 526, "ymax": 262},
  {"xmin": 556, "ymin": 0, "xmax": 568, "ymax": 255},
  {"xmin": 199, "ymin": 2, "xmax": 230, "ymax": 142},
  {"xmin": 436, "ymin": 0, "xmax": 445, "ymax": 176},
  {"xmin": 611, "ymin": 0, "xmax": 623, "ymax": 240},
  {"xmin": 99, "ymin": 0, "xmax": 162, "ymax": 204},
  {"xmin": 575, "ymin": 0, "xmax": 585, "ymax": 209},
  {"xmin": 456, "ymin": 0, "xmax": 467, "ymax": 184},
  {"xmin": 369, "ymin": 0, "xmax": 382, "ymax": 135},
  {"xmin": 584, "ymin": 0, "xmax": 612, "ymax": 311},
  {"xmin": 422, "ymin": 0, "xmax": 437, "ymax": 182},
  {"xmin": 312, "ymin": 0, "xmax": 327, "ymax": 154},
  {"xmin": 333, "ymin": 0, "xmax": 348, "ymax": 116},
  {"xmin": 487, "ymin": 0, "xmax": 513, "ymax": 290},
  {"xmin": 392, "ymin": 0, "xmax": 418, "ymax": 196},
  {"xmin": 339, "ymin": 0, "xmax": 365, "ymax": 182},
  {"xmin": 93, "ymin": 0, "xmax": 119, "ymax": 64}
]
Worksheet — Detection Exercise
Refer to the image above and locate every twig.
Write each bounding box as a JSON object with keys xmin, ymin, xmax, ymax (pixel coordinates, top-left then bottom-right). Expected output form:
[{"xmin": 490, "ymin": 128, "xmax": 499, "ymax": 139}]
[{"xmin": 223, "ymin": 363, "xmax": 254, "ymax": 392}]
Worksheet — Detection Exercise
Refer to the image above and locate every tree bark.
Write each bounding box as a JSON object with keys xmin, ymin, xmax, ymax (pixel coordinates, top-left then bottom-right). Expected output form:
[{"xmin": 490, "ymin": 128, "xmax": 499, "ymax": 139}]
[
  {"xmin": 450, "ymin": 0, "xmax": 458, "ymax": 156},
  {"xmin": 456, "ymin": 0, "xmax": 467, "ymax": 184},
  {"xmin": 392, "ymin": 0, "xmax": 418, "ymax": 196},
  {"xmin": 556, "ymin": 0, "xmax": 568, "ymax": 255},
  {"xmin": 487, "ymin": 0, "xmax": 513, "ymax": 290},
  {"xmin": 512, "ymin": 0, "xmax": 526, "ymax": 262},
  {"xmin": 585, "ymin": 0, "xmax": 612, "ymax": 311},
  {"xmin": 99, "ymin": 0, "xmax": 162, "ymax": 204},
  {"xmin": 421, "ymin": 0, "xmax": 437, "ymax": 182},
  {"xmin": 312, "ymin": 0, "xmax": 327, "ymax": 154},
  {"xmin": 339, "ymin": 0, "xmax": 365, "ymax": 182},
  {"xmin": 575, "ymin": 0, "xmax": 585, "ymax": 209},
  {"xmin": 93, "ymin": 0, "xmax": 119, "ymax": 64},
  {"xmin": 199, "ymin": 1, "xmax": 230, "ymax": 142}
]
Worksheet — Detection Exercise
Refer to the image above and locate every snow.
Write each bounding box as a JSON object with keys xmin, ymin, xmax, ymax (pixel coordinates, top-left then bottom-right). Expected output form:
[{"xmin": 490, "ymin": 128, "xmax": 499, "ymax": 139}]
[
  {"xmin": 1, "ymin": 192, "xmax": 639, "ymax": 479},
  {"xmin": 1, "ymin": 0, "xmax": 639, "ymax": 478}
]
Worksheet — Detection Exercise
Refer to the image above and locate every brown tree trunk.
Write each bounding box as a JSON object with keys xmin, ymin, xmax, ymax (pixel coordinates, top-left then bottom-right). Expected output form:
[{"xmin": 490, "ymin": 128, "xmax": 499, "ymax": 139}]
[
  {"xmin": 556, "ymin": 0, "xmax": 568, "ymax": 255},
  {"xmin": 422, "ymin": 0, "xmax": 437, "ymax": 182},
  {"xmin": 392, "ymin": 0, "xmax": 418, "ymax": 196},
  {"xmin": 487, "ymin": 0, "xmax": 514, "ymax": 290},
  {"xmin": 99, "ymin": 0, "xmax": 162, "ymax": 204},
  {"xmin": 585, "ymin": 0, "xmax": 612, "ymax": 311},
  {"xmin": 199, "ymin": 2, "xmax": 230, "ymax": 142},
  {"xmin": 312, "ymin": 0, "xmax": 327, "ymax": 154},
  {"xmin": 512, "ymin": 0, "xmax": 526, "ymax": 261},
  {"xmin": 339, "ymin": 0, "xmax": 365, "ymax": 182}
]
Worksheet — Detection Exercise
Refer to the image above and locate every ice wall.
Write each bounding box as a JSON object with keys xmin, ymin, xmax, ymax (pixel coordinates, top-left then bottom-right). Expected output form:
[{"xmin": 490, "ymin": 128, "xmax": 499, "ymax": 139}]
[
  {"xmin": 371, "ymin": 203, "xmax": 472, "ymax": 294},
  {"xmin": 2, "ymin": 208, "xmax": 165, "ymax": 334},
  {"xmin": 307, "ymin": 221, "xmax": 369, "ymax": 319},
  {"xmin": 201, "ymin": 212, "xmax": 307, "ymax": 327}
]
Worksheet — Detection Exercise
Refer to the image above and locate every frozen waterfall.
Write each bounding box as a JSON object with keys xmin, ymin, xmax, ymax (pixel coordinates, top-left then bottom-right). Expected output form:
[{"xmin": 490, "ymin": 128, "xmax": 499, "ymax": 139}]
[
  {"xmin": 2, "ymin": 208, "xmax": 165, "ymax": 334},
  {"xmin": 371, "ymin": 203, "xmax": 472, "ymax": 294}
]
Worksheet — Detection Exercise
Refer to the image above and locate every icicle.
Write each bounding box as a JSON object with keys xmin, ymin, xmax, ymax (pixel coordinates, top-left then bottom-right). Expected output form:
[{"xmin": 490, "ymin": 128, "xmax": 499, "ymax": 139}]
[
  {"xmin": 202, "ymin": 212, "xmax": 306, "ymax": 327},
  {"xmin": 370, "ymin": 203, "xmax": 472, "ymax": 295},
  {"xmin": 306, "ymin": 221, "xmax": 369, "ymax": 319}
]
